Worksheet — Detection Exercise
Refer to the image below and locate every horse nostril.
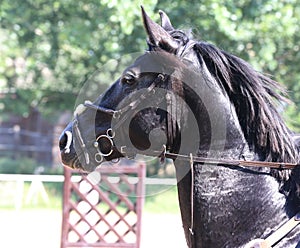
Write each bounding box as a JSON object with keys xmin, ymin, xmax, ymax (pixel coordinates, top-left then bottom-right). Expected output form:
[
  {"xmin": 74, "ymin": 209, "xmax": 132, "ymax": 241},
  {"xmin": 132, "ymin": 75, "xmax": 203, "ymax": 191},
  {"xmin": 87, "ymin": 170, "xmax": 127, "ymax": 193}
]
[
  {"xmin": 59, "ymin": 133, "xmax": 67, "ymax": 151},
  {"xmin": 59, "ymin": 131, "xmax": 73, "ymax": 153}
]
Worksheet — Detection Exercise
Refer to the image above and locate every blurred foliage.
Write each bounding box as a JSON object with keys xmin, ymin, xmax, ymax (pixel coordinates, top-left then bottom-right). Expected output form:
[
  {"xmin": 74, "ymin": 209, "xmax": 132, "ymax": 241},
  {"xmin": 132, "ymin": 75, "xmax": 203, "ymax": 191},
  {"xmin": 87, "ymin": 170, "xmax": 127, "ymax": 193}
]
[
  {"xmin": 0, "ymin": 156, "xmax": 63, "ymax": 174},
  {"xmin": 1, "ymin": 0, "xmax": 300, "ymax": 130},
  {"xmin": 0, "ymin": 156, "xmax": 37, "ymax": 174},
  {"xmin": 0, "ymin": 0, "xmax": 157, "ymax": 120}
]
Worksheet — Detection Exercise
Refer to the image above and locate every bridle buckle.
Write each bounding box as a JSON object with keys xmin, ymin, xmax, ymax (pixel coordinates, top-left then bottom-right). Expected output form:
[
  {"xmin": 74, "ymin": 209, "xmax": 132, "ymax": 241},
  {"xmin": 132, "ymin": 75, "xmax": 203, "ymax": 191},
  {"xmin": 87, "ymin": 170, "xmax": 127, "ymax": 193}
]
[{"xmin": 120, "ymin": 146, "xmax": 136, "ymax": 159}]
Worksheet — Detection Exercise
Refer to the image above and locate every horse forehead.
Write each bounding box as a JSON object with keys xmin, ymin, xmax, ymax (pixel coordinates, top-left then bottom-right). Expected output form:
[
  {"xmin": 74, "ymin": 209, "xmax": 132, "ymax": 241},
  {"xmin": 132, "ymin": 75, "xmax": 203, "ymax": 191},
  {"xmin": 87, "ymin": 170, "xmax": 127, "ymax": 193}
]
[
  {"xmin": 129, "ymin": 52, "xmax": 179, "ymax": 74},
  {"xmin": 130, "ymin": 53, "xmax": 159, "ymax": 73}
]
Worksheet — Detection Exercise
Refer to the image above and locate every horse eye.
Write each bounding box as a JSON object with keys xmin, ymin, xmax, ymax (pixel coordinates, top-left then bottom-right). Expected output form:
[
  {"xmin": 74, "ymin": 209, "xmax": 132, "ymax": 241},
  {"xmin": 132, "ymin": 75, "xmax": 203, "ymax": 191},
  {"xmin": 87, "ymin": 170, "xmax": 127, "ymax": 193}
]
[{"xmin": 121, "ymin": 72, "xmax": 136, "ymax": 85}]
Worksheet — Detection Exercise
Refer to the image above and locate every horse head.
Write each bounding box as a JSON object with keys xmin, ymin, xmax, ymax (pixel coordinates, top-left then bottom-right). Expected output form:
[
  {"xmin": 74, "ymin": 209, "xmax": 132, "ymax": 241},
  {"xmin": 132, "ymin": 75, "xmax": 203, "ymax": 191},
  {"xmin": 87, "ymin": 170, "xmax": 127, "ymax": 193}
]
[{"xmin": 59, "ymin": 7, "xmax": 239, "ymax": 172}]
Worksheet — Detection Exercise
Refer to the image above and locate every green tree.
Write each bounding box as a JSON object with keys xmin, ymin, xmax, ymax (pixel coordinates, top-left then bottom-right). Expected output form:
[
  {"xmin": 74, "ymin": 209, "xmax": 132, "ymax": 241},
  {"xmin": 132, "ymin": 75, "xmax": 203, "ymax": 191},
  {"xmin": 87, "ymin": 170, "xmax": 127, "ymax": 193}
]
[{"xmin": 0, "ymin": 0, "xmax": 157, "ymax": 121}]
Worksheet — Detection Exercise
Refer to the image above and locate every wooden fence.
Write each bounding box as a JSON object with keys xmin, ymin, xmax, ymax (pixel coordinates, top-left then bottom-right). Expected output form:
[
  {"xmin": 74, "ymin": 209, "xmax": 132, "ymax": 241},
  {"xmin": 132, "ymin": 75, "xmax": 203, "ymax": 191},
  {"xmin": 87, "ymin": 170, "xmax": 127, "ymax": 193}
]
[
  {"xmin": 0, "ymin": 126, "xmax": 53, "ymax": 164},
  {"xmin": 61, "ymin": 163, "xmax": 146, "ymax": 248}
]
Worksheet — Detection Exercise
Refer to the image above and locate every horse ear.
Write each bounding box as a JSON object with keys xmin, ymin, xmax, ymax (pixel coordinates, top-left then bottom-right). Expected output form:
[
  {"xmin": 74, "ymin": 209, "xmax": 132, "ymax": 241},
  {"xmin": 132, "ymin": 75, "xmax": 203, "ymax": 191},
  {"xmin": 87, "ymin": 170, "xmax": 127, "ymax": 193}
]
[
  {"xmin": 159, "ymin": 10, "xmax": 174, "ymax": 32},
  {"xmin": 141, "ymin": 6, "xmax": 178, "ymax": 51}
]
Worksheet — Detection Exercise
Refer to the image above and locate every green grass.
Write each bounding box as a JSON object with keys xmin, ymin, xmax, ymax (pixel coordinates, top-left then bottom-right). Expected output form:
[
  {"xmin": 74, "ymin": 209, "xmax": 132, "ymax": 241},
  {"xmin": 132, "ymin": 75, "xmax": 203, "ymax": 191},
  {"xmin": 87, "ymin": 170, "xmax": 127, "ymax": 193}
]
[
  {"xmin": 0, "ymin": 181, "xmax": 180, "ymax": 214},
  {"xmin": 144, "ymin": 185, "xmax": 180, "ymax": 214},
  {"xmin": 0, "ymin": 181, "xmax": 62, "ymax": 210}
]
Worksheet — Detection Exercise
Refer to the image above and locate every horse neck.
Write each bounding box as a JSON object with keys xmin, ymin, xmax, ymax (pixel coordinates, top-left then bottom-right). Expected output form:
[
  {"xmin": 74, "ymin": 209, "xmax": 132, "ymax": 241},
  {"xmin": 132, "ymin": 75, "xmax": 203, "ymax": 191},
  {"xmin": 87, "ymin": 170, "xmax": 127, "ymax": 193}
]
[
  {"xmin": 175, "ymin": 159, "xmax": 294, "ymax": 248},
  {"xmin": 173, "ymin": 75, "xmax": 295, "ymax": 247},
  {"xmin": 180, "ymin": 66, "xmax": 251, "ymax": 160}
]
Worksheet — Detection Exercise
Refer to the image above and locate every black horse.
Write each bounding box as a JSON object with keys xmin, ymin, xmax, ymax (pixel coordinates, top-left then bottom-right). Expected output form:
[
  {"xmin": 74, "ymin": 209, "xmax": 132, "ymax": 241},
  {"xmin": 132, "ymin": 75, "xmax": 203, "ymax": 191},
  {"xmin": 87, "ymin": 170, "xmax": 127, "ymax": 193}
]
[{"xmin": 59, "ymin": 8, "xmax": 300, "ymax": 247}]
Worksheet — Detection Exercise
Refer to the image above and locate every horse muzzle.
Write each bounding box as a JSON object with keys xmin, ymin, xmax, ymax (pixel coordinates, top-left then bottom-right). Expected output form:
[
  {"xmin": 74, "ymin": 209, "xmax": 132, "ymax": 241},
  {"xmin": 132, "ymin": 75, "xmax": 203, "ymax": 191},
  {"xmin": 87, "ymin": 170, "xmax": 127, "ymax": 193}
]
[
  {"xmin": 59, "ymin": 121, "xmax": 123, "ymax": 171},
  {"xmin": 59, "ymin": 122, "xmax": 80, "ymax": 169}
]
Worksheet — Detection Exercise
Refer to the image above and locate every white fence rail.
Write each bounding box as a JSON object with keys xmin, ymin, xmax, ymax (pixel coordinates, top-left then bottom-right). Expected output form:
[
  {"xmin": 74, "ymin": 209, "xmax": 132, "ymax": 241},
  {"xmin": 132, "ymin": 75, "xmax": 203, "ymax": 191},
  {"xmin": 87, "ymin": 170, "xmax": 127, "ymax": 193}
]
[{"xmin": 0, "ymin": 174, "xmax": 177, "ymax": 210}]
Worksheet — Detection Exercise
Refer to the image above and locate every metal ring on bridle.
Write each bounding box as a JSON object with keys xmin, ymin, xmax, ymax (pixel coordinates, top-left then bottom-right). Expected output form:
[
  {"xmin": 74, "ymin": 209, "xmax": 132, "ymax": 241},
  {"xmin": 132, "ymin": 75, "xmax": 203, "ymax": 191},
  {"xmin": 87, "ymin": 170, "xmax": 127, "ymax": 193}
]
[
  {"xmin": 106, "ymin": 128, "xmax": 115, "ymax": 138},
  {"xmin": 94, "ymin": 130, "xmax": 114, "ymax": 157},
  {"xmin": 113, "ymin": 111, "xmax": 120, "ymax": 119},
  {"xmin": 94, "ymin": 153, "xmax": 103, "ymax": 163}
]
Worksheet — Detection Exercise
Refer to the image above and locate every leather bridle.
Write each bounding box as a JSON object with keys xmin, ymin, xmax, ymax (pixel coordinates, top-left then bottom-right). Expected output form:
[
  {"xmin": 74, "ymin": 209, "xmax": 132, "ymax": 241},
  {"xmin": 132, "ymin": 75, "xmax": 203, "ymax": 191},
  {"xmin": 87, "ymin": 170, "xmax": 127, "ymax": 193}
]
[
  {"xmin": 72, "ymin": 73, "xmax": 166, "ymax": 166},
  {"xmin": 71, "ymin": 72, "xmax": 300, "ymax": 248}
]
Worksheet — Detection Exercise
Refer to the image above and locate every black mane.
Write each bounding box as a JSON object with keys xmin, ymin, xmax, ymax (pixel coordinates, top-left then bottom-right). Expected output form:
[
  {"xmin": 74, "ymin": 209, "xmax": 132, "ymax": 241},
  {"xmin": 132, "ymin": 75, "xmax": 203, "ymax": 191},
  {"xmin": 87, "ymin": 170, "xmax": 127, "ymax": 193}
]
[
  {"xmin": 190, "ymin": 40, "xmax": 300, "ymax": 208},
  {"xmin": 194, "ymin": 42, "xmax": 299, "ymax": 164}
]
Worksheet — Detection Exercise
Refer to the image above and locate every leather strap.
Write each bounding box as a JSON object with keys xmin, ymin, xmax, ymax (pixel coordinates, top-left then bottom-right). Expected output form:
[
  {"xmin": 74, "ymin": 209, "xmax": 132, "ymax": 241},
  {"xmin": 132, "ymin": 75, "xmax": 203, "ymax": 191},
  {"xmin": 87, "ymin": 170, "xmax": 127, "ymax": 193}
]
[
  {"xmin": 189, "ymin": 153, "xmax": 195, "ymax": 247},
  {"xmin": 163, "ymin": 151, "xmax": 299, "ymax": 170},
  {"xmin": 245, "ymin": 212, "xmax": 300, "ymax": 248},
  {"xmin": 262, "ymin": 212, "xmax": 300, "ymax": 247}
]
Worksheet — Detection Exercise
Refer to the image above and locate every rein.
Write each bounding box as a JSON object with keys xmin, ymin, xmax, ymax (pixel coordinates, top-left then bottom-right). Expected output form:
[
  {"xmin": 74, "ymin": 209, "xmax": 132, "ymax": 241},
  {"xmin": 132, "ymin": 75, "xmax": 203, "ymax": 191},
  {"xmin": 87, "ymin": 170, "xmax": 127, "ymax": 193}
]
[
  {"xmin": 163, "ymin": 151, "xmax": 299, "ymax": 170},
  {"xmin": 118, "ymin": 145, "xmax": 299, "ymax": 170}
]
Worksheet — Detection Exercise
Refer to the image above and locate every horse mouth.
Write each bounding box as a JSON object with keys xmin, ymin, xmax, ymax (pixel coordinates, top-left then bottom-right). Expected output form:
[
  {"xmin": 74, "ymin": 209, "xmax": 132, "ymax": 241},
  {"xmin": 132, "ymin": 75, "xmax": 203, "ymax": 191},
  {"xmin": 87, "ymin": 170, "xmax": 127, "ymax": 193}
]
[
  {"xmin": 60, "ymin": 151, "xmax": 81, "ymax": 170},
  {"xmin": 61, "ymin": 154, "xmax": 97, "ymax": 172},
  {"xmin": 60, "ymin": 148, "xmax": 124, "ymax": 172}
]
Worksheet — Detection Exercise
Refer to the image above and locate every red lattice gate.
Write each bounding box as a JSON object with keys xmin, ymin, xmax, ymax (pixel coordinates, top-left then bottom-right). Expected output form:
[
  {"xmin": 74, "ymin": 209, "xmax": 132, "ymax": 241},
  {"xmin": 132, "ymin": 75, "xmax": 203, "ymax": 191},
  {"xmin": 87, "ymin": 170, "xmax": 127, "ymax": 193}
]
[{"xmin": 61, "ymin": 163, "xmax": 146, "ymax": 248}]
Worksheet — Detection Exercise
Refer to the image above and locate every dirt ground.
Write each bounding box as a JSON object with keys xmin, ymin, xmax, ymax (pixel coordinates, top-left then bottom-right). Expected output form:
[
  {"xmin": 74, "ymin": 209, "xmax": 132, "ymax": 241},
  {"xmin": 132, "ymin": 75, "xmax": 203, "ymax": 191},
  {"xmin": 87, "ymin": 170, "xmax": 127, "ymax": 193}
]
[{"xmin": 0, "ymin": 209, "xmax": 187, "ymax": 248}]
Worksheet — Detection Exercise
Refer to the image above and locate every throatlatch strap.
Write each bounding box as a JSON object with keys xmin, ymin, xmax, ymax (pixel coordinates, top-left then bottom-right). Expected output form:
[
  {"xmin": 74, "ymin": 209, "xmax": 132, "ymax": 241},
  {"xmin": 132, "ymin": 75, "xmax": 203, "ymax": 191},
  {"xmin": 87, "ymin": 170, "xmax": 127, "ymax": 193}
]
[{"xmin": 189, "ymin": 153, "xmax": 197, "ymax": 248}]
